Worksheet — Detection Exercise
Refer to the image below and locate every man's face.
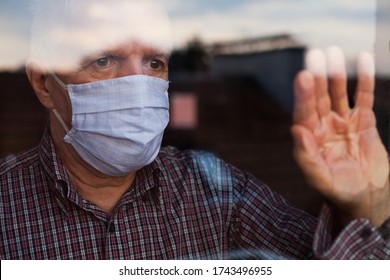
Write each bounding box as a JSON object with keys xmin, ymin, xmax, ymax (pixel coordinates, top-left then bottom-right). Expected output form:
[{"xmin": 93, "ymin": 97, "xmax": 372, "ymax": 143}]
[{"xmin": 48, "ymin": 41, "xmax": 170, "ymax": 128}]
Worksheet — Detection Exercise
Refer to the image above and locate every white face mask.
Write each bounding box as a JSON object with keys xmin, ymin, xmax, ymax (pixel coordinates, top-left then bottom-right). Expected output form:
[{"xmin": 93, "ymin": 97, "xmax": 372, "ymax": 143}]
[{"xmin": 51, "ymin": 74, "xmax": 170, "ymax": 176}]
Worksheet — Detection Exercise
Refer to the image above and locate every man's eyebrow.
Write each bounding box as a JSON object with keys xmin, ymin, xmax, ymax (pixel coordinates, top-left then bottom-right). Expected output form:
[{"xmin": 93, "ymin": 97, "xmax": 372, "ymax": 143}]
[
  {"xmin": 147, "ymin": 52, "xmax": 170, "ymax": 60},
  {"xmin": 77, "ymin": 49, "xmax": 171, "ymax": 67},
  {"xmin": 76, "ymin": 51, "xmax": 123, "ymax": 70},
  {"xmin": 79, "ymin": 50, "xmax": 121, "ymax": 63}
]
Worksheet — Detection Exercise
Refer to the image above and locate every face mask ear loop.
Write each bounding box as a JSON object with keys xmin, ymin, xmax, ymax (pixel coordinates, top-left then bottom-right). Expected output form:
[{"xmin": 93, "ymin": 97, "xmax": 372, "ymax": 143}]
[
  {"xmin": 52, "ymin": 109, "xmax": 70, "ymax": 133},
  {"xmin": 47, "ymin": 70, "xmax": 70, "ymax": 133},
  {"xmin": 49, "ymin": 71, "xmax": 67, "ymax": 90}
]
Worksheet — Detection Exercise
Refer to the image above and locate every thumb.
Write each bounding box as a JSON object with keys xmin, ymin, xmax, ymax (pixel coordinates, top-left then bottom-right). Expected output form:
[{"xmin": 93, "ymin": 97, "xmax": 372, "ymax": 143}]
[{"xmin": 291, "ymin": 125, "xmax": 318, "ymax": 159}]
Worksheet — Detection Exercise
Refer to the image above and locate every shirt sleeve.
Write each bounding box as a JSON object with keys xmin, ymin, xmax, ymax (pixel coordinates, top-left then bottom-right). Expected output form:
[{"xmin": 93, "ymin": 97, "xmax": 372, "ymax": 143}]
[
  {"xmin": 313, "ymin": 204, "xmax": 390, "ymax": 259},
  {"xmin": 230, "ymin": 166, "xmax": 390, "ymax": 259}
]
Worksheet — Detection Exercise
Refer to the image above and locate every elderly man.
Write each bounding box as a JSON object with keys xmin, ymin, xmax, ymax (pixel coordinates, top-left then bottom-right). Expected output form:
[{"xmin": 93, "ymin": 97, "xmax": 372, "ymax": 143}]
[{"xmin": 0, "ymin": 0, "xmax": 389, "ymax": 259}]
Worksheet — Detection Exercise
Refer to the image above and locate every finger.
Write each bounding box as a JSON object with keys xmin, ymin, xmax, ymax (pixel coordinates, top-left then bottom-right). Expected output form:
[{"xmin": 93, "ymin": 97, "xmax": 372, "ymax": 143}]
[
  {"xmin": 293, "ymin": 70, "xmax": 318, "ymax": 131},
  {"xmin": 326, "ymin": 46, "xmax": 350, "ymax": 118},
  {"xmin": 355, "ymin": 52, "xmax": 375, "ymax": 109},
  {"xmin": 305, "ymin": 49, "xmax": 331, "ymax": 118}
]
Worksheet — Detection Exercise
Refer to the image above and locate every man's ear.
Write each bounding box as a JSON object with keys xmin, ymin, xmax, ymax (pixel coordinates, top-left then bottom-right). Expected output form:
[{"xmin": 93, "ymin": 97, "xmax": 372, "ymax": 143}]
[{"xmin": 25, "ymin": 60, "xmax": 55, "ymax": 109}]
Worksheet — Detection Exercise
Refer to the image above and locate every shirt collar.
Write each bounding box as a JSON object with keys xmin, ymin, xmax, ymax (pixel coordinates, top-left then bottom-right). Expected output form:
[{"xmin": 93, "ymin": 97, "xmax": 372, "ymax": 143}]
[
  {"xmin": 38, "ymin": 126, "xmax": 163, "ymax": 210},
  {"xmin": 38, "ymin": 127, "xmax": 71, "ymax": 196},
  {"xmin": 119, "ymin": 159, "xmax": 162, "ymax": 208}
]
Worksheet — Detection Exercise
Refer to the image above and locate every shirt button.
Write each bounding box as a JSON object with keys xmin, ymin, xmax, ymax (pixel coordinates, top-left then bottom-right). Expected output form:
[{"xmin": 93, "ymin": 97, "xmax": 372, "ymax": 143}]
[{"xmin": 109, "ymin": 224, "xmax": 115, "ymax": 233}]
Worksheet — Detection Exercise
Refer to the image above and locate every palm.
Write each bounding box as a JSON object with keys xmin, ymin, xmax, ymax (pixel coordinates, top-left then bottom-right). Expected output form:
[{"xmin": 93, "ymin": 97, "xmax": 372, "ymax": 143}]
[
  {"xmin": 292, "ymin": 48, "xmax": 389, "ymax": 222},
  {"xmin": 300, "ymin": 109, "xmax": 386, "ymax": 204}
]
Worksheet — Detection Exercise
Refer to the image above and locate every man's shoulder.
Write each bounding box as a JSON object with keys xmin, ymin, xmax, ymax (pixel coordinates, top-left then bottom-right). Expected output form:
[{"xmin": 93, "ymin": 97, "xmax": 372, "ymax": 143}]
[
  {"xmin": 158, "ymin": 146, "xmax": 225, "ymax": 167},
  {"xmin": 0, "ymin": 147, "xmax": 40, "ymax": 177},
  {"xmin": 157, "ymin": 146, "xmax": 240, "ymax": 182}
]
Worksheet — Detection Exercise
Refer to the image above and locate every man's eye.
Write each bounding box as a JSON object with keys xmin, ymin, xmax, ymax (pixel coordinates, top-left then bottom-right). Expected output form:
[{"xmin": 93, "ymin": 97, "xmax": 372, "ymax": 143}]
[
  {"xmin": 149, "ymin": 59, "xmax": 163, "ymax": 70},
  {"xmin": 95, "ymin": 57, "xmax": 110, "ymax": 67}
]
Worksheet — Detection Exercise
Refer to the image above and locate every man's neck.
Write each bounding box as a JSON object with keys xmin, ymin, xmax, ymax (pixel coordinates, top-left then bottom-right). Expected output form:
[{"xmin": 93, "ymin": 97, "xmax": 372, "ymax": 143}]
[{"xmin": 50, "ymin": 118, "xmax": 136, "ymax": 214}]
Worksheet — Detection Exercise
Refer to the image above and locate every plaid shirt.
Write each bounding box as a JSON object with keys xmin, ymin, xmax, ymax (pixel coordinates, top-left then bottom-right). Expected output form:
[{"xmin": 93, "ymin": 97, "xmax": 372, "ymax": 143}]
[{"xmin": 1, "ymin": 129, "xmax": 389, "ymax": 259}]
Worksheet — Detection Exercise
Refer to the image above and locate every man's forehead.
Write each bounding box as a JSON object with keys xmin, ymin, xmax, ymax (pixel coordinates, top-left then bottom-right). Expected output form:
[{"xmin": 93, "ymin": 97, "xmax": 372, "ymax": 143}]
[{"xmin": 31, "ymin": 0, "xmax": 172, "ymax": 71}]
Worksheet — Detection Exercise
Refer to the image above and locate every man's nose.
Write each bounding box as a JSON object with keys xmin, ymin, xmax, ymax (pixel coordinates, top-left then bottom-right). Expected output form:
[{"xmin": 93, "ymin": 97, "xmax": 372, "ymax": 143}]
[{"xmin": 117, "ymin": 58, "xmax": 144, "ymax": 77}]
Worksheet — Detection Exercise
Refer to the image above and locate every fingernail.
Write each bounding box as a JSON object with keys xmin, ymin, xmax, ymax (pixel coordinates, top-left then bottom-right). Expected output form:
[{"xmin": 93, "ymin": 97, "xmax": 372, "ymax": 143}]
[
  {"xmin": 305, "ymin": 49, "xmax": 326, "ymax": 76},
  {"xmin": 298, "ymin": 70, "xmax": 314, "ymax": 92},
  {"xmin": 358, "ymin": 52, "xmax": 375, "ymax": 77},
  {"xmin": 326, "ymin": 46, "xmax": 346, "ymax": 76}
]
